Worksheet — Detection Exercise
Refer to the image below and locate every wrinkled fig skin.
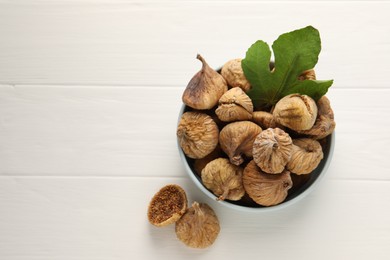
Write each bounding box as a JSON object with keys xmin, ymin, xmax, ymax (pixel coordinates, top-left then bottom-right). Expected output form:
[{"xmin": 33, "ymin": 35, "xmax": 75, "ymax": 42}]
[
  {"xmin": 175, "ymin": 202, "xmax": 220, "ymax": 248},
  {"xmin": 298, "ymin": 96, "xmax": 336, "ymax": 139},
  {"xmin": 216, "ymin": 87, "xmax": 253, "ymax": 122},
  {"xmin": 193, "ymin": 145, "xmax": 223, "ymax": 177},
  {"xmin": 317, "ymin": 96, "xmax": 334, "ymax": 119},
  {"xmin": 298, "ymin": 69, "xmax": 316, "ymax": 81},
  {"xmin": 177, "ymin": 112, "xmax": 219, "ymax": 159},
  {"xmin": 243, "ymin": 161, "xmax": 293, "ymax": 207},
  {"xmin": 182, "ymin": 54, "xmax": 228, "ymax": 110},
  {"xmin": 273, "ymin": 94, "xmax": 318, "ymax": 131},
  {"xmin": 287, "ymin": 138, "xmax": 324, "ymax": 175},
  {"xmin": 219, "ymin": 121, "xmax": 262, "ymax": 166},
  {"xmin": 221, "ymin": 58, "xmax": 251, "ymax": 92},
  {"xmin": 201, "ymin": 158, "xmax": 245, "ymax": 201},
  {"xmin": 252, "ymin": 111, "xmax": 283, "ymax": 129},
  {"xmin": 252, "ymin": 128, "xmax": 293, "ymax": 174}
]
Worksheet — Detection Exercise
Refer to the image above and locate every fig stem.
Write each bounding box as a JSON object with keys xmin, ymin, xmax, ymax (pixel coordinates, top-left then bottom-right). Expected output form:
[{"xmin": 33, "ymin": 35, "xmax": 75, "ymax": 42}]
[
  {"xmin": 192, "ymin": 202, "xmax": 206, "ymax": 221},
  {"xmin": 196, "ymin": 54, "xmax": 206, "ymax": 70},
  {"xmin": 217, "ymin": 188, "xmax": 230, "ymax": 201}
]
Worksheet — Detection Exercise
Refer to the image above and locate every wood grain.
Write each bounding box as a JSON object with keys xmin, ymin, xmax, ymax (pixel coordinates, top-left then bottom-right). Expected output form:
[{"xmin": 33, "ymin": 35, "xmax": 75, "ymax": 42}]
[
  {"xmin": 0, "ymin": 1, "xmax": 389, "ymax": 87},
  {"xmin": 1, "ymin": 85, "xmax": 389, "ymax": 180},
  {"xmin": 1, "ymin": 1, "xmax": 389, "ymax": 259},
  {"xmin": 0, "ymin": 176, "xmax": 389, "ymax": 260}
]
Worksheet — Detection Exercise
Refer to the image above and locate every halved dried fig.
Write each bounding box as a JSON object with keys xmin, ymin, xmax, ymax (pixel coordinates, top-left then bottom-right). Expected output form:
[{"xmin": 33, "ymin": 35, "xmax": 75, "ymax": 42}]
[{"xmin": 147, "ymin": 184, "xmax": 188, "ymax": 227}]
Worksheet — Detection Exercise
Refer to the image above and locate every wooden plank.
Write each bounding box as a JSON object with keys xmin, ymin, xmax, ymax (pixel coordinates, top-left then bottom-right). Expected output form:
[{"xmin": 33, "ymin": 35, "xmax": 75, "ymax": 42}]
[
  {"xmin": 0, "ymin": 1, "xmax": 389, "ymax": 87},
  {"xmin": 0, "ymin": 85, "xmax": 389, "ymax": 180},
  {"xmin": 0, "ymin": 84, "xmax": 184, "ymax": 177},
  {"xmin": 0, "ymin": 176, "xmax": 389, "ymax": 260}
]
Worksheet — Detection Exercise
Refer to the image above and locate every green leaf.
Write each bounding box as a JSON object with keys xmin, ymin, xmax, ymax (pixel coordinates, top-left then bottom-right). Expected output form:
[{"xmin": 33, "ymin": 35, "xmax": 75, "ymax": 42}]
[{"xmin": 242, "ymin": 26, "xmax": 333, "ymax": 109}]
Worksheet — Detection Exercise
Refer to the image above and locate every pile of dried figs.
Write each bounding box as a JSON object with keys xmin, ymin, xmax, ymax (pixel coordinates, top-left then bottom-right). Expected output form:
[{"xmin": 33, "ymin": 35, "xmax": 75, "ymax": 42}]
[
  {"xmin": 177, "ymin": 54, "xmax": 335, "ymax": 207},
  {"xmin": 147, "ymin": 184, "xmax": 220, "ymax": 248}
]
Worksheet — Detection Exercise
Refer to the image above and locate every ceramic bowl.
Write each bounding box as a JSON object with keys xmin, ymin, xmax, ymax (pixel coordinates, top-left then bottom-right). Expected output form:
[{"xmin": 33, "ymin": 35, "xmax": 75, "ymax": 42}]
[{"xmin": 177, "ymin": 104, "xmax": 335, "ymax": 212}]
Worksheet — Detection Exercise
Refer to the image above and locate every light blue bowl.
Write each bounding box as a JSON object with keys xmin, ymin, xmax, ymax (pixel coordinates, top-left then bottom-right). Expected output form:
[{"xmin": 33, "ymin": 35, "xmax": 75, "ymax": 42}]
[{"xmin": 177, "ymin": 104, "xmax": 335, "ymax": 212}]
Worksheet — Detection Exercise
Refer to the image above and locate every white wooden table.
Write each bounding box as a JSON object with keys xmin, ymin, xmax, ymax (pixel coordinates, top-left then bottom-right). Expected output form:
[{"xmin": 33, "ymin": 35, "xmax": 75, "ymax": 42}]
[{"xmin": 1, "ymin": 1, "xmax": 390, "ymax": 259}]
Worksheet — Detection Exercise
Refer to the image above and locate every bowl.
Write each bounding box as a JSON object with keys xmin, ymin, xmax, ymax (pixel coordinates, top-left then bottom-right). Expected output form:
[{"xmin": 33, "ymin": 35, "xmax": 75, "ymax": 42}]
[{"xmin": 177, "ymin": 104, "xmax": 335, "ymax": 212}]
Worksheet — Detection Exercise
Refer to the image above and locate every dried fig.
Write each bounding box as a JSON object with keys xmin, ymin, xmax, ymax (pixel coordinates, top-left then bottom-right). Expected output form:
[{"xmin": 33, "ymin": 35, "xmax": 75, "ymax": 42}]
[
  {"xmin": 298, "ymin": 69, "xmax": 316, "ymax": 80},
  {"xmin": 219, "ymin": 121, "xmax": 262, "ymax": 165},
  {"xmin": 243, "ymin": 161, "xmax": 293, "ymax": 206},
  {"xmin": 287, "ymin": 138, "xmax": 324, "ymax": 175},
  {"xmin": 221, "ymin": 58, "xmax": 251, "ymax": 92},
  {"xmin": 175, "ymin": 202, "xmax": 220, "ymax": 248},
  {"xmin": 215, "ymin": 87, "xmax": 253, "ymax": 122},
  {"xmin": 193, "ymin": 145, "xmax": 223, "ymax": 176},
  {"xmin": 201, "ymin": 158, "xmax": 245, "ymax": 201},
  {"xmin": 253, "ymin": 128, "xmax": 292, "ymax": 174},
  {"xmin": 177, "ymin": 112, "xmax": 219, "ymax": 159},
  {"xmin": 182, "ymin": 54, "xmax": 228, "ymax": 110},
  {"xmin": 252, "ymin": 128, "xmax": 293, "ymax": 174},
  {"xmin": 273, "ymin": 94, "xmax": 318, "ymax": 131},
  {"xmin": 147, "ymin": 184, "xmax": 187, "ymax": 227},
  {"xmin": 317, "ymin": 95, "xmax": 334, "ymax": 119},
  {"xmin": 298, "ymin": 96, "xmax": 336, "ymax": 139},
  {"xmin": 252, "ymin": 111, "xmax": 282, "ymax": 129}
]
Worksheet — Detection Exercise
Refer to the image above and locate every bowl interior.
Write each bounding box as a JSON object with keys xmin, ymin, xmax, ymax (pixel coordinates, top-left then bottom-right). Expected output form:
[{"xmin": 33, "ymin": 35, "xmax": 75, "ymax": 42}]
[{"xmin": 178, "ymin": 105, "xmax": 335, "ymax": 212}]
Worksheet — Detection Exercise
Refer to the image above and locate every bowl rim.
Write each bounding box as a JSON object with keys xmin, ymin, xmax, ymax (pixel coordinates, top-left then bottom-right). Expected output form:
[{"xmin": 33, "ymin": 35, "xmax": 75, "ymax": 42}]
[{"xmin": 177, "ymin": 104, "xmax": 335, "ymax": 213}]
